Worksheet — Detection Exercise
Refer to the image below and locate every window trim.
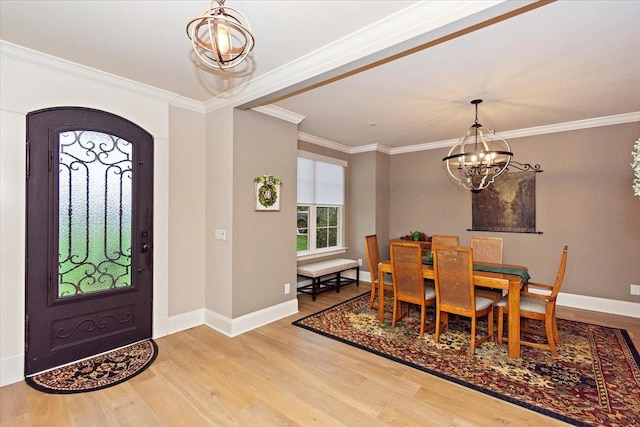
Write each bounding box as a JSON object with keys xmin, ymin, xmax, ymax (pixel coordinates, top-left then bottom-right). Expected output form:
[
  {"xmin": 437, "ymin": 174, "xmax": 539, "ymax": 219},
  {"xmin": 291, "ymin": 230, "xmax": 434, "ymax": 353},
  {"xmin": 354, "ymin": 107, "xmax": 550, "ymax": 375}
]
[
  {"xmin": 296, "ymin": 204, "xmax": 344, "ymax": 257},
  {"xmin": 297, "ymin": 246, "xmax": 348, "ymax": 261},
  {"xmin": 297, "ymin": 150, "xmax": 348, "ymax": 168}
]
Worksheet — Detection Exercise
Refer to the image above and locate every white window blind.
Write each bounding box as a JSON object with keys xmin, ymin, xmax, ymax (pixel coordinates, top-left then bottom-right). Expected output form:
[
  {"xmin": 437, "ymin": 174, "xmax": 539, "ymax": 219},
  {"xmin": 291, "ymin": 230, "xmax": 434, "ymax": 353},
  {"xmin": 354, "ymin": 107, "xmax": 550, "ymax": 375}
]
[{"xmin": 297, "ymin": 157, "xmax": 344, "ymax": 205}]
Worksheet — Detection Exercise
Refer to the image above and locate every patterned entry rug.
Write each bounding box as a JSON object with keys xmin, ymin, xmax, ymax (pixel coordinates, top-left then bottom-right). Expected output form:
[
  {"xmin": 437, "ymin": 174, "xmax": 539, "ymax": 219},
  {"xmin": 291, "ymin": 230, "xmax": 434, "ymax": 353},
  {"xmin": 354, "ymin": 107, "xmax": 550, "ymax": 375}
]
[
  {"xmin": 292, "ymin": 293, "xmax": 640, "ymax": 427},
  {"xmin": 25, "ymin": 339, "xmax": 158, "ymax": 394}
]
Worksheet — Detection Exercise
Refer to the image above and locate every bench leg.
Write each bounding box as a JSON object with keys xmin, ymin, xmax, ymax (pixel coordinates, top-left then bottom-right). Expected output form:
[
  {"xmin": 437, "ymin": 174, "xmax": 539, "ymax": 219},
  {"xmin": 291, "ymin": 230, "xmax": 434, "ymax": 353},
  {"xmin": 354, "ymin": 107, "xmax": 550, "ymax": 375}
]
[
  {"xmin": 312, "ymin": 277, "xmax": 319, "ymax": 301},
  {"xmin": 356, "ymin": 266, "xmax": 360, "ymax": 286},
  {"xmin": 336, "ymin": 271, "xmax": 341, "ymax": 293}
]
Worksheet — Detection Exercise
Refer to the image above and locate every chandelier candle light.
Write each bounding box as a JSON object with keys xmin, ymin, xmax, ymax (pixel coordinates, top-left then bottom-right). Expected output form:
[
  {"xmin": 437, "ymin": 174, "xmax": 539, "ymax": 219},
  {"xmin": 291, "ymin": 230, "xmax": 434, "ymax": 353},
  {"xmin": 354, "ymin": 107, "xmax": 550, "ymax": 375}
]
[
  {"xmin": 443, "ymin": 99, "xmax": 513, "ymax": 193},
  {"xmin": 186, "ymin": 0, "xmax": 255, "ymax": 71}
]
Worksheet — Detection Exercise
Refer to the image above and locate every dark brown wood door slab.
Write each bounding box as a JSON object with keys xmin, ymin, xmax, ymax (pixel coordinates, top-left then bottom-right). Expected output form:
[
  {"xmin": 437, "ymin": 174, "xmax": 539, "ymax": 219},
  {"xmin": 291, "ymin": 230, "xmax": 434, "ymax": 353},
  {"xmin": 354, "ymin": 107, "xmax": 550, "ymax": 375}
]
[{"xmin": 25, "ymin": 107, "xmax": 153, "ymax": 375}]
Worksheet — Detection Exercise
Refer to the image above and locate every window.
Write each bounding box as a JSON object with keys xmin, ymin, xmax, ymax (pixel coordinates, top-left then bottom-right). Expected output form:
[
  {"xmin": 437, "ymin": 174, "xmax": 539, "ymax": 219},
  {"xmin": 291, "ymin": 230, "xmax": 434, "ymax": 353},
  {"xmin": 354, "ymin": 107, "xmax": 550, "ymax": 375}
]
[{"xmin": 297, "ymin": 153, "xmax": 346, "ymax": 256}]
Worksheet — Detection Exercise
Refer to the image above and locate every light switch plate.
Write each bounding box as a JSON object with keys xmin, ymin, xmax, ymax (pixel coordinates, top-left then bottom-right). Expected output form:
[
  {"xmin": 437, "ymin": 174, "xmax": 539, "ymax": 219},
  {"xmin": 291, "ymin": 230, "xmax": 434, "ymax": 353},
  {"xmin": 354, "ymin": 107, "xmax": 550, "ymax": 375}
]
[{"xmin": 215, "ymin": 229, "xmax": 226, "ymax": 240}]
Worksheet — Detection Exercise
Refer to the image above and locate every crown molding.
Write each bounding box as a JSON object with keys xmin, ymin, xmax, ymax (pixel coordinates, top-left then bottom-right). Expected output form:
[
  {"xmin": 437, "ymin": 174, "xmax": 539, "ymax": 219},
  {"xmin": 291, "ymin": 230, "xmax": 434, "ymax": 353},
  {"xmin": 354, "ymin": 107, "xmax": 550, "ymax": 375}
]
[
  {"xmin": 498, "ymin": 111, "xmax": 640, "ymax": 140},
  {"xmin": 0, "ymin": 40, "xmax": 182, "ymax": 104},
  {"xmin": 1, "ymin": 40, "xmax": 209, "ymax": 114},
  {"xmin": 389, "ymin": 138, "xmax": 458, "ymax": 155},
  {"xmin": 297, "ymin": 134, "xmax": 392, "ymax": 155},
  {"xmin": 252, "ymin": 105, "xmax": 305, "ymax": 124},
  {"xmin": 388, "ymin": 111, "xmax": 640, "ymax": 155},
  {"xmin": 351, "ymin": 143, "xmax": 392, "ymax": 155},
  {"xmin": 170, "ymin": 96, "xmax": 206, "ymax": 114},
  {"xmin": 294, "ymin": 111, "xmax": 640, "ymax": 156},
  {"xmin": 297, "ymin": 132, "xmax": 351, "ymax": 154}
]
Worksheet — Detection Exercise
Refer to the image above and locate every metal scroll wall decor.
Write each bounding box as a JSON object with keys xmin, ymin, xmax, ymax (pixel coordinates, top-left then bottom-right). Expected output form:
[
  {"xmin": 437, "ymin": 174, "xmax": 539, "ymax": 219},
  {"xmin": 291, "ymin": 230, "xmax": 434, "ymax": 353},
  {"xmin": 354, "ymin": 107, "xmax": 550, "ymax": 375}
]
[{"xmin": 470, "ymin": 161, "xmax": 543, "ymax": 234}]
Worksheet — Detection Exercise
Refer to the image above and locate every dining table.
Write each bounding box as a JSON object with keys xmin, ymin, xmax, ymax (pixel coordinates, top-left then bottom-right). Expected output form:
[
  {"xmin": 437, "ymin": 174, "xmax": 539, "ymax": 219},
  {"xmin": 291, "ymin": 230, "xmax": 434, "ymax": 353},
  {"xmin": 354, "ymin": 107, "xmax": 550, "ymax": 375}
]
[{"xmin": 377, "ymin": 260, "xmax": 529, "ymax": 358}]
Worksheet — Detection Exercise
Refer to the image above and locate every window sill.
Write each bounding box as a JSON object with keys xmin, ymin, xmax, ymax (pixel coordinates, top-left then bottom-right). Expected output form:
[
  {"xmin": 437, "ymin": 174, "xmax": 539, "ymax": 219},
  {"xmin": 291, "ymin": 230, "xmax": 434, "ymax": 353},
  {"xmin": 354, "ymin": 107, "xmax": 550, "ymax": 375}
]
[{"xmin": 297, "ymin": 247, "xmax": 347, "ymax": 262}]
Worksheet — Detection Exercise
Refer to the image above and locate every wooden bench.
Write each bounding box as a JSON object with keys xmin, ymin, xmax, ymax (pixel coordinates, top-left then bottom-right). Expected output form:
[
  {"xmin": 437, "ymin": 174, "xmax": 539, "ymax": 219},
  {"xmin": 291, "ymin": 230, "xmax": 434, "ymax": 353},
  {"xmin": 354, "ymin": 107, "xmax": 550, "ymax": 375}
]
[{"xmin": 297, "ymin": 258, "xmax": 360, "ymax": 301}]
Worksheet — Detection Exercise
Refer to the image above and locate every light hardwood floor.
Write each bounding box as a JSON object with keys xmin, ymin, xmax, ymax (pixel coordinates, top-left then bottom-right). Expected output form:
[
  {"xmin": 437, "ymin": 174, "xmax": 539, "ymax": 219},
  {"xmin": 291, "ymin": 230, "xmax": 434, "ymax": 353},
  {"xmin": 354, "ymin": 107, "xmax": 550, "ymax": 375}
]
[{"xmin": 1, "ymin": 284, "xmax": 638, "ymax": 426}]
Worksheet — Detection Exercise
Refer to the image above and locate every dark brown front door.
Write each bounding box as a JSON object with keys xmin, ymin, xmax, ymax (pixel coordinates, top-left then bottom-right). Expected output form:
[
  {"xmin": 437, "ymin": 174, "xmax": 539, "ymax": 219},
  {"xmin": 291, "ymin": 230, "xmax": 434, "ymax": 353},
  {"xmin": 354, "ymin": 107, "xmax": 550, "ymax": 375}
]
[{"xmin": 25, "ymin": 107, "xmax": 154, "ymax": 375}]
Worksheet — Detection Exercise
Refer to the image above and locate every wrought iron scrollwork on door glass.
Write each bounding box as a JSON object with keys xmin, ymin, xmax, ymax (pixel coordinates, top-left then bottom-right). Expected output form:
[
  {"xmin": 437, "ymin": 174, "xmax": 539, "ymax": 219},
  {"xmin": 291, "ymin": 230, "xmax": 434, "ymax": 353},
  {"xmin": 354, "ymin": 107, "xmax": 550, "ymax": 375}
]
[{"xmin": 58, "ymin": 130, "xmax": 133, "ymax": 297}]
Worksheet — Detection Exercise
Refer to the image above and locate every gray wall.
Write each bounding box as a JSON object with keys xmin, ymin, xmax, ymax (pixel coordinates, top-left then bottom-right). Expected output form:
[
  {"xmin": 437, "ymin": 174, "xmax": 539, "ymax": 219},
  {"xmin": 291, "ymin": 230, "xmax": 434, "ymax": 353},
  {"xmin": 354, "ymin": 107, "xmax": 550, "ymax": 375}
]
[
  {"xmin": 346, "ymin": 150, "xmax": 391, "ymax": 265},
  {"xmin": 387, "ymin": 122, "xmax": 640, "ymax": 302},
  {"xmin": 168, "ymin": 106, "xmax": 206, "ymax": 316},
  {"xmin": 232, "ymin": 109, "xmax": 299, "ymax": 316},
  {"xmin": 347, "ymin": 151, "xmax": 377, "ymax": 267},
  {"xmin": 375, "ymin": 151, "xmax": 391, "ymax": 260}
]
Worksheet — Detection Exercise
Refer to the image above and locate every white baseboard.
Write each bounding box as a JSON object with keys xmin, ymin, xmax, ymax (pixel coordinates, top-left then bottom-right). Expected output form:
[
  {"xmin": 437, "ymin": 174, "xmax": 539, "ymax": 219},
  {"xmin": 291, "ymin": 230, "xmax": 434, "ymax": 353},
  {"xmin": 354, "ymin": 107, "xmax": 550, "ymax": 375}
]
[
  {"xmin": 558, "ymin": 292, "xmax": 640, "ymax": 318},
  {"xmin": 166, "ymin": 308, "xmax": 205, "ymax": 335},
  {"xmin": 204, "ymin": 298, "xmax": 299, "ymax": 337},
  {"xmin": 153, "ymin": 315, "xmax": 169, "ymax": 339},
  {"xmin": 0, "ymin": 354, "xmax": 23, "ymax": 387}
]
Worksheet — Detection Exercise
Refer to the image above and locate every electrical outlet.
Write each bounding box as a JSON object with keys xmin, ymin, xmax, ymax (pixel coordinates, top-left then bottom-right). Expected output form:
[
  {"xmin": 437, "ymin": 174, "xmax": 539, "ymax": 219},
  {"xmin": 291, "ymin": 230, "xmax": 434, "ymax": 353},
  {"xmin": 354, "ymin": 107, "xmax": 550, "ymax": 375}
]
[
  {"xmin": 284, "ymin": 283, "xmax": 290, "ymax": 294},
  {"xmin": 631, "ymin": 284, "xmax": 640, "ymax": 296},
  {"xmin": 214, "ymin": 229, "xmax": 226, "ymax": 240},
  {"xmin": 358, "ymin": 258, "xmax": 362, "ymax": 266}
]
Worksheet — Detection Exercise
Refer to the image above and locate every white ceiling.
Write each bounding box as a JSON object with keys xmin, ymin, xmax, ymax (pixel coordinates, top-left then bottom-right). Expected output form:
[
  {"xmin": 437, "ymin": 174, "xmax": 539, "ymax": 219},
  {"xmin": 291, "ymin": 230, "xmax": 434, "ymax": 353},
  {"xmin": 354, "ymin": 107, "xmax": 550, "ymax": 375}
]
[{"xmin": 1, "ymin": 1, "xmax": 639, "ymax": 151}]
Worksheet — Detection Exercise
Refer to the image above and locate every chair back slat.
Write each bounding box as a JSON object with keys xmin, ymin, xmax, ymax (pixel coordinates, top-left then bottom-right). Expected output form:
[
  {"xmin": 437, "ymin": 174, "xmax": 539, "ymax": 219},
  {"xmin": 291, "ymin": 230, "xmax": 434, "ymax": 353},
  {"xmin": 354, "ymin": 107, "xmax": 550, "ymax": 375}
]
[
  {"xmin": 364, "ymin": 234, "xmax": 381, "ymax": 283},
  {"xmin": 432, "ymin": 235, "xmax": 460, "ymax": 247},
  {"xmin": 433, "ymin": 245, "xmax": 474, "ymax": 311},
  {"xmin": 471, "ymin": 236, "xmax": 503, "ymax": 264},
  {"xmin": 390, "ymin": 241, "xmax": 424, "ymax": 300}
]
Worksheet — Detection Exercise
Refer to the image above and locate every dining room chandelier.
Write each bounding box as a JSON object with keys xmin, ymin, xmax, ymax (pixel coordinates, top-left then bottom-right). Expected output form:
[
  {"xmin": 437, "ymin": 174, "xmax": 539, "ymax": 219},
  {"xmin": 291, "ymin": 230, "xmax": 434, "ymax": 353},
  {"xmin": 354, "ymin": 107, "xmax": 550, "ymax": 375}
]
[
  {"xmin": 186, "ymin": 0, "xmax": 255, "ymax": 71},
  {"xmin": 442, "ymin": 99, "xmax": 513, "ymax": 193}
]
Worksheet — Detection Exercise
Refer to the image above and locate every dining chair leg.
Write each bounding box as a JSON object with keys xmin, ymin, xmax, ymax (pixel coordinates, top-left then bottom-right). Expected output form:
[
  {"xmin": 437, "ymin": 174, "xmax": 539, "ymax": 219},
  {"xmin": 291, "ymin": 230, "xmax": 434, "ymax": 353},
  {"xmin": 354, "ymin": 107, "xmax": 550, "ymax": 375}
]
[
  {"xmin": 391, "ymin": 299, "xmax": 398, "ymax": 327},
  {"xmin": 488, "ymin": 309, "xmax": 494, "ymax": 341},
  {"xmin": 552, "ymin": 308, "xmax": 561, "ymax": 345},
  {"xmin": 368, "ymin": 281, "xmax": 377, "ymax": 309},
  {"xmin": 435, "ymin": 311, "xmax": 442, "ymax": 342},
  {"xmin": 545, "ymin": 315, "xmax": 558, "ymax": 357},
  {"xmin": 497, "ymin": 306, "xmax": 506, "ymax": 345},
  {"xmin": 470, "ymin": 318, "xmax": 477, "ymax": 355},
  {"xmin": 436, "ymin": 312, "xmax": 449, "ymax": 342},
  {"xmin": 442, "ymin": 312, "xmax": 449, "ymax": 334}
]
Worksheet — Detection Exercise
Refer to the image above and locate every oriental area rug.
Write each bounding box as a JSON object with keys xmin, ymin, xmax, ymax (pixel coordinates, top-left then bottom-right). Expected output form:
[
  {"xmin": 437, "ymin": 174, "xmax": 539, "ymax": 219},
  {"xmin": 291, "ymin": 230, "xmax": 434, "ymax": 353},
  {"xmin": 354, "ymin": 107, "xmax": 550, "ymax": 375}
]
[
  {"xmin": 292, "ymin": 293, "xmax": 640, "ymax": 427},
  {"xmin": 25, "ymin": 339, "xmax": 158, "ymax": 394}
]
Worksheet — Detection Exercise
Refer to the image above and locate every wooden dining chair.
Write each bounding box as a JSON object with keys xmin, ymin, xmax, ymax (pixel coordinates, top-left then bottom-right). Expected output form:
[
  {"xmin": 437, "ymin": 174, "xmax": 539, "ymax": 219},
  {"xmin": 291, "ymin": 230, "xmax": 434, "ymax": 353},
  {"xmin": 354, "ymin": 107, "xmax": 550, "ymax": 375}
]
[
  {"xmin": 390, "ymin": 241, "xmax": 436, "ymax": 336},
  {"xmin": 432, "ymin": 244, "xmax": 494, "ymax": 354},
  {"xmin": 431, "ymin": 235, "xmax": 459, "ymax": 247},
  {"xmin": 497, "ymin": 245, "xmax": 568, "ymax": 357},
  {"xmin": 471, "ymin": 236, "xmax": 503, "ymax": 263},
  {"xmin": 365, "ymin": 234, "xmax": 393, "ymax": 310},
  {"xmin": 471, "ymin": 236, "xmax": 504, "ymax": 303}
]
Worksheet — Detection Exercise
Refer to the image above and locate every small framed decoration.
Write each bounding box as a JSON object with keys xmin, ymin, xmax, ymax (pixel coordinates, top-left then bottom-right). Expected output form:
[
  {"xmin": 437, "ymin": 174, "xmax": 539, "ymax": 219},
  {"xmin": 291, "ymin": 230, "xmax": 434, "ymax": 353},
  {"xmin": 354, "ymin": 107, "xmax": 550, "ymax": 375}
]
[{"xmin": 254, "ymin": 175, "xmax": 282, "ymax": 211}]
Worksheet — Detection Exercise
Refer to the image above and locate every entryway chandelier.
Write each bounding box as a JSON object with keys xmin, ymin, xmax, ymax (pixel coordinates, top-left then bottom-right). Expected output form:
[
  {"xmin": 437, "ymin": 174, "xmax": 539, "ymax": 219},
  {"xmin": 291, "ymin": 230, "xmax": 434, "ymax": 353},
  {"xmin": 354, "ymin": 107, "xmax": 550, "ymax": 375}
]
[
  {"xmin": 442, "ymin": 99, "xmax": 513, "ymax": 193},
  {"xmin": 186, "ymin": 0, "xmax": 255, "ymax": 71}
]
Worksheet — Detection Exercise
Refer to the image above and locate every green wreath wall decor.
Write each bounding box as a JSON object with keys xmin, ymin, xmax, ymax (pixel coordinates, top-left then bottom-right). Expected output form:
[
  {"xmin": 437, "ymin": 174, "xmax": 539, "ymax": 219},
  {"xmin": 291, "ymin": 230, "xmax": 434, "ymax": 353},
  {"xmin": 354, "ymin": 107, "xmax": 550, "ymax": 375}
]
[{"xmin": 254, "ymin": 175, "xmax": 282, "ymax": 208}]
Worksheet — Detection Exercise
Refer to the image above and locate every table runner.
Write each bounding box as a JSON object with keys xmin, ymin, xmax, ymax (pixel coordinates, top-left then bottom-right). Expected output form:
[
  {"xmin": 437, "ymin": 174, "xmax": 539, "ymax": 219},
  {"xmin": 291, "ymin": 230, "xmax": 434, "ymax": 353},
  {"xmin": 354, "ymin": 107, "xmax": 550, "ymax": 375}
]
[{"xmin": 422, "ymin": 257, "xmax": 530, "ymax": 283}]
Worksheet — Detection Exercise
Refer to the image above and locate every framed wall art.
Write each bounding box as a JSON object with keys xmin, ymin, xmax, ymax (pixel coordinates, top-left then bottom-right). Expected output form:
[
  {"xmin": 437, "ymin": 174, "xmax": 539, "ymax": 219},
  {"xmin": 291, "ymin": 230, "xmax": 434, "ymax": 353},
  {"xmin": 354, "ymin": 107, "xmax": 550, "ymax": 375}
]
[
  {"xmin": 254, "ymin": 175, "xmax": 281, "ymax": 211},
  {"xmin": 471, "ymin": 168, "xmax": 542, "ymax": 234}
]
